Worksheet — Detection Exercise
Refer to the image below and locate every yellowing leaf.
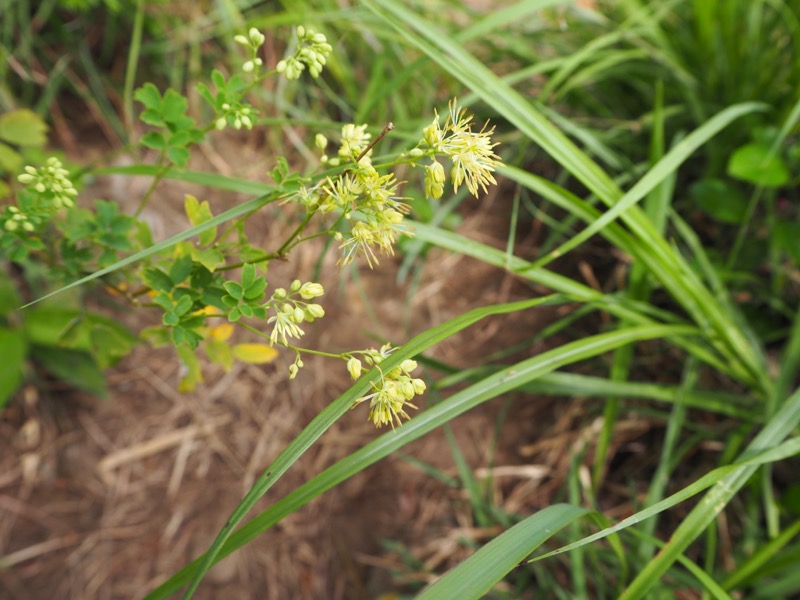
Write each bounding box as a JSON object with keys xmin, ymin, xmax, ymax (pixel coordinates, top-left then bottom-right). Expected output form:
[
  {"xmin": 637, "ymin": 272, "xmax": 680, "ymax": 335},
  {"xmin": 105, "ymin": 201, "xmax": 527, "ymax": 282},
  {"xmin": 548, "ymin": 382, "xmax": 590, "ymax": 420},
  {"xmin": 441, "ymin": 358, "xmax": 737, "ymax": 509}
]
[
  {"xmin": 210, "ymin": 323, "xmax": 234, "ymax": 341},
  {"xmin": 205, "ymin": 337, "xmax": 234, "ymax": 371},
  {"xmin": 233, "ymin": 343, "xmax": 279, "ymax": 364},
  {"xmin": 184, "ymin": 194, "xmax": 217, "ymax": 246}
]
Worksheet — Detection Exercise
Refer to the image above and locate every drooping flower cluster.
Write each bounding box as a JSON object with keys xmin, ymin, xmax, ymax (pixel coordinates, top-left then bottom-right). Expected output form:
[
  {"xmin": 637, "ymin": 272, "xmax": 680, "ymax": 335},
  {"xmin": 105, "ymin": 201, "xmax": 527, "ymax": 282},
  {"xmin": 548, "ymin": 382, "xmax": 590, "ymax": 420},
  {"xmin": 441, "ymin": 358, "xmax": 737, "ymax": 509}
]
[
  {"xmin": 417, "ymin": 99, "xmax": 503, "ymax": 199},
  {"xmin": 266, "ymin": 280, "xmax": 325, "ymax": 346},
  {"xmin": 17, "ymin": 157, "xmax": 78, "ymax": 209},
  {"xmin": 277, "ymin": 26, "xmax": 333, "ymax": 80},
  {"xmin": 348, "ymin": 344, "xmax": 426, "ymax": 428}
]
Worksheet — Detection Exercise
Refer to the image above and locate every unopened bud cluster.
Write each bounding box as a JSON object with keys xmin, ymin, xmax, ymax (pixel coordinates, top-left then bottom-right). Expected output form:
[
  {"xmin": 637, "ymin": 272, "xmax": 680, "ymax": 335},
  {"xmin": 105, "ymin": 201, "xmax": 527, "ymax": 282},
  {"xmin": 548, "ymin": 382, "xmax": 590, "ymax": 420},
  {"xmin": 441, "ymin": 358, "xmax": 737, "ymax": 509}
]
[
  {"xmin": 215, "ymin": 103, "xmax": 256, "ymax": 131},
  {"xmin": 3, "ymin": 206, "xmax": 34, "ymax": 232},
  {"xmin": 234, "ymin": 27, "xmax": 266, "ymax": 73},
  {"xmin": 276, "ymin": 26, "xmax": 333, "ymax": 80},
  {"xmin": 17, "ymin": 157, "xmax": 78, "ymax": 210}
]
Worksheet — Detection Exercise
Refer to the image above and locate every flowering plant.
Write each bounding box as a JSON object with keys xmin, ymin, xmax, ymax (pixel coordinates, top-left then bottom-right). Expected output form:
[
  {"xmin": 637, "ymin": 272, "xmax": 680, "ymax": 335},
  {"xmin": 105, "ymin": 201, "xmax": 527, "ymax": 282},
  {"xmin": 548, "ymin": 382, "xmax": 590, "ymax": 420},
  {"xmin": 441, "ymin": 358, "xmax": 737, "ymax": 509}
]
[{"xmin": 0, "ymin": 26, "xmax": 502, "ymax": 427}]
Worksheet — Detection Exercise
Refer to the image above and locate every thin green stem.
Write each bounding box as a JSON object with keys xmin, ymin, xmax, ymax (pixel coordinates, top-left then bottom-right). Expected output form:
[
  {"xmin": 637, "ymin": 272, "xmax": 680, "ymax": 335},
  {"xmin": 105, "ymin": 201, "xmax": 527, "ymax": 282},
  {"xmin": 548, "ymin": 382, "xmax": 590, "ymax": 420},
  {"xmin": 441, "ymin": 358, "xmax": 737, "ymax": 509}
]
[
  {"xmin": 133, "ymin": 153, "xmax": 169, "ymax": 218},
  {"xmin": 237, "ymin": 322, "xmax": 347, "ymax": 360},
  {"xmin": 123, "ymin": 0, "xmax": 145, "ymax": 141}
]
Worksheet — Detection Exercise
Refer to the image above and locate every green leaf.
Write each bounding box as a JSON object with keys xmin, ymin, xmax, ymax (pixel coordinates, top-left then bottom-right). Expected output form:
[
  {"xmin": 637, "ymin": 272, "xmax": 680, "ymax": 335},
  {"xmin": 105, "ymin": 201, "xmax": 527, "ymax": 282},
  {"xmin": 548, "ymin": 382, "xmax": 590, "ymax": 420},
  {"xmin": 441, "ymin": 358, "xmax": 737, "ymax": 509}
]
[
  {"xmin": 195, "ymin": 81, "xmax": 215, "ymax": 108},
  {"xmin": 0, "ymin": 108, "xmax": 48, "ymax": 147},
  {"xmin": 0, "ymin": 278, "xmax": 22, "ymax": 314},
  {"xmin": 240, "ymin": 263, "xmax": 257, "ymax": 291},
  {"xmin": 88, "ymin": 319, "xmax": 137, "ymax": 369},
  {"xmin": 0, "ymin": 141, "xmax": 23, "ymax": 173},
  {"xmin": 190, "ymin": 247, "xmax": 224, "ymax": 272},
  {"xmin": 418, "ymin": 504, "xmax": 590, "ymax": 599},
  {"xmin": 141, "ymin": 131, "xmax": 166, "ymax": 150},
  {"xmin": 169, "ymin": 255, "xmax": 193, "ymax": 285},
  {"xmin": 0, "ymin": 327, "xmax": 26, "ymax": 407},
  {"xmin": 133, "ymin": 82, "xmax": 162, "ymax": 111},
  {"xmin": 173, "ymin": 294, "xmax": 194, "ymax": 317},
  {"xmin": 166, "ymin": 146, "xmax": 190, "ymax": 167},
  {"xmin": 689, "ymin": 179, "xmax": 749, "ymax": 224},
  {"xmin": 32, "ymin": 345, "xmax": 107, "ymax": 397},
  {"xmin": 243, "ymin": 277, "xmax": 267, "ymax": 301},
  {"xmin": 727, "ymin": 143, "xmax": 790, "ymax": 188},
  {"xmin": 184, "ymin": 195, "xmax": 217, "ymax": 245},
  {"xmin": 23, "ymin": 308, "xmax": 86, "ymax": 349},
  {"xmin": 160, "ymin": 89, "xmax": 190, "ymax": 124},
  {"xmin": 173, "ymin": 325, "xmax": 202, "ymax": 349},
  {"xmin": 775, "ymin": 221, "xmax": 800, "ymax": 264},
  {"xmin": 223, "ymin": 281, "xmax": 243, "ymax": 301},
  {"xmin": 143, "ymin": 268, "xmax": 174, "ymax": 293}
]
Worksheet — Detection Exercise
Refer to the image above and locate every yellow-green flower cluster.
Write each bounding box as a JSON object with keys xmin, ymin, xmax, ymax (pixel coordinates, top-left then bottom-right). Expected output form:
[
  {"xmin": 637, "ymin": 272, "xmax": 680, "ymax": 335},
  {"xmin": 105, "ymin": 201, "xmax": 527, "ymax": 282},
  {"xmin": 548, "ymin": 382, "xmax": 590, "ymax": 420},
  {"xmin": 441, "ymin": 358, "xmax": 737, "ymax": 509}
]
[
  {"xmin": 17, "ymin": 157, "xmax": 78, "ymax": 209},
  {"xmin": 418, "ymin": 99, "xmax": 503, "ymax": 199},
  {"xmin": 323, "ymin": 165, "xmax": 411, "ymax": 268},
  {"xmin": 276, "ymin": 25, "xmax": 333, "ymax": 80},
  {"xmin": 349, "ymin": 344, "xmax": 426, "ymax": 429},
  {"xmin": 266, "ymin": 280, "xmax": 325, "ymax": 345}
]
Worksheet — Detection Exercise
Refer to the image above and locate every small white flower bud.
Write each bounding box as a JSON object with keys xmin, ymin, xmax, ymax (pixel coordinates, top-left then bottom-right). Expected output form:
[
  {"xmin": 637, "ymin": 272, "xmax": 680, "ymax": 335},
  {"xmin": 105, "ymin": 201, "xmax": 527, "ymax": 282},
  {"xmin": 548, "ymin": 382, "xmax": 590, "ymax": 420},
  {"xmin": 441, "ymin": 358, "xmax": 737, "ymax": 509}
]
[
  {"xmin": 305, "ymin": 304, "xmax": 325, "ymax": 319},
  {"xmin": 400, "ymin": 359, "xmax": 417, "ymax": 373},
  {"xmin": 346, "ymin": 357, "xmax": 362, "ymax": 380},
  {"xmin": 299, "ymin": 282, "xmax": 324, "ymax": 299}
]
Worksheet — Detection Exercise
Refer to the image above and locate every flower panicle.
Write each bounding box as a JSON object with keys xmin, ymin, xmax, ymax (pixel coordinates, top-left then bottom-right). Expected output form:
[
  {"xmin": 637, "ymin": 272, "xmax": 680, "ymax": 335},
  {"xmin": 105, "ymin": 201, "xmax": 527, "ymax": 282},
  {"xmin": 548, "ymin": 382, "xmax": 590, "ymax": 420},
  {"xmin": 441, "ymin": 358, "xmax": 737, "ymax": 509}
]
[
  {"xmin": 418, "ymin": 98, "xmax": 503, "ymax": 199},
  {"xmin": 349, "ymin": 346, "xmax": 426, "ymax": 429}
]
